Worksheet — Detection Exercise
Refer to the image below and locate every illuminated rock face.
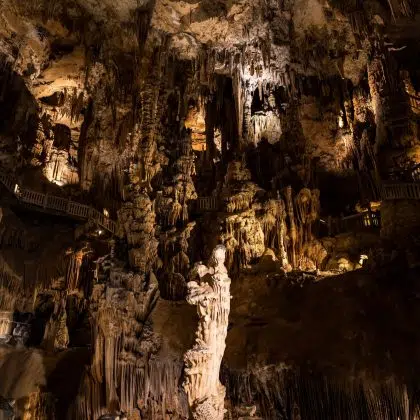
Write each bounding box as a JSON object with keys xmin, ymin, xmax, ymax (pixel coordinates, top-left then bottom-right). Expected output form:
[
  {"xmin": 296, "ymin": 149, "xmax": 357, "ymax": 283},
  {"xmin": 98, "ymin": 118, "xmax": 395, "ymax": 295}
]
[
  {"xmin": 184, "ymin": 245, "xmax": 231, "ymax": 420},
  {"xmin": 1, "ymin": 0, "xmax": 420, "ymax": 419}
]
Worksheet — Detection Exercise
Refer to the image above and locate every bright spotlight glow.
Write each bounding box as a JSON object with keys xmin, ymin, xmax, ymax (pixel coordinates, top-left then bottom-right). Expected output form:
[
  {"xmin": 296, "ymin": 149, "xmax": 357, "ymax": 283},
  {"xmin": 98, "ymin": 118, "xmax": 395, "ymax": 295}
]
[
  {"xmin": 359, "ymin": 254, "xmax": 368, "ymax": 265},
  {"xmin": 338, "ymin": 113, "xmax": 344, "ymax": 128}
]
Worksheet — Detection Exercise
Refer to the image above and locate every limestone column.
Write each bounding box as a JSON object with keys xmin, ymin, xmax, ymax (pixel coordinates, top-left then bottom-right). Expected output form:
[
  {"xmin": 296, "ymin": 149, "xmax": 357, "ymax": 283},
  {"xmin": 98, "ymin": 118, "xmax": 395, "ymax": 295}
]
[{"xmin": 183, "ymin": 245, "xmax": 231, "ymax": 419}]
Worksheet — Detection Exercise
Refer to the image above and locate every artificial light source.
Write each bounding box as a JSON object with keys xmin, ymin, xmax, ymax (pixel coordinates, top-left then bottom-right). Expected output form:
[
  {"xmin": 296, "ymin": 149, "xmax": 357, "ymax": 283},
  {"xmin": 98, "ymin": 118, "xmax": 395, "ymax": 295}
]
[
  {"xmin": 98, "ymin": 229, "xmax": 103, "ymax": 235},
  {"xmin": 359, "ymin": 254, "xmax": 368, "ymax": 265},
  {"xmin": 338, "ymin": 112, "xmax": 344, "ymax": 128}
]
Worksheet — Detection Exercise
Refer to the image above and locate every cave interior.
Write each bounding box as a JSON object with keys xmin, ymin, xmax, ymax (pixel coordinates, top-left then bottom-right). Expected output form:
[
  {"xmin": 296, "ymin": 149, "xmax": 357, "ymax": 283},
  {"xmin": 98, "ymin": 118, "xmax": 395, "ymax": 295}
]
[{"xmin": 1, "ymin": 0, "xmax": 420, "ymax": 419}]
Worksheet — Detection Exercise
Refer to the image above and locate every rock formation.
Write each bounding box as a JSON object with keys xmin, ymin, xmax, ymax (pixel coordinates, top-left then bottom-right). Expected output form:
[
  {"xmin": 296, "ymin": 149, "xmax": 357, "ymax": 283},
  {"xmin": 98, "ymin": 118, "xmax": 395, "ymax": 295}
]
[
  {"xmin": 183, "ymin": 245, "xmax": 231, "ymax": 419},
  {"xmin": 0, "ymin": 0, "xmax": 420, "ymax": 418}
]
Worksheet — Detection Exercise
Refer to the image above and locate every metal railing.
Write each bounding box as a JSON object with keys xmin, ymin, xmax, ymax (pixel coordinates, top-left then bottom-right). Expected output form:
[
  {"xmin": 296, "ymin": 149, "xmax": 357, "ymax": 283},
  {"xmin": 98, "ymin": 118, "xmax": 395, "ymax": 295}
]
[
  {"xmin": 195, "ymin": 196, "xmax": 219, "ymax": 212},
  {"xmin": 0, "ymin": 172, "xmax": 118, "ymax": 235},
  {"xmin": 380, "ymin": 163, "xmax": 420, "ymax": 200},
  {"xmin": 321, "ymin": 211, "xmax": 380, "ymax": 236},
  {"xmin": 381, "ymin": 182, "xmax": 420, "ymax": 200}
]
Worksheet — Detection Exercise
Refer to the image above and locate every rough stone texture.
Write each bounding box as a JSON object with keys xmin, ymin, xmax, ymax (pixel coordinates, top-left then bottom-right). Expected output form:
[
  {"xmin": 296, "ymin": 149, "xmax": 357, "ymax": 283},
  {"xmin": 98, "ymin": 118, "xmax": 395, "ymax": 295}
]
[
  {"xmin": 0, "ymin": 0, "xmax": 420, "ymax": 418},
  {"xmin": 183, "ymin": 245, "xmax": 231, "ymax": 419},
  {"xmin": 381, "ymin": 200, "xmax": 420, "ymax": 244}
]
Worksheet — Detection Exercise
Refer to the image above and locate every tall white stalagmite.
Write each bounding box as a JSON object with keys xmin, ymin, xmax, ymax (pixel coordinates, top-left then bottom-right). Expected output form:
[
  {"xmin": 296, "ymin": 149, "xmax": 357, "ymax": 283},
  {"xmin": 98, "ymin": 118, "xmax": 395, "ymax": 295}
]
[{"xmin": 183, "ymin": 245, "xmax": 231, "ymax": 419}]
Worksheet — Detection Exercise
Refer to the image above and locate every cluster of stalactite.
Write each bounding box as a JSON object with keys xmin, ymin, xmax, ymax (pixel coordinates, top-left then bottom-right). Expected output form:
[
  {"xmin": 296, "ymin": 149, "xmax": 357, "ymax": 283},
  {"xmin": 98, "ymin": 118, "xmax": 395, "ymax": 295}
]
[
  {"xmin": 0, "ymin": 238, "xmax": 93, "ymax": 349},
  {"xmin": 157, "ymin": 222, "xmax": 196, "ymax": 300},
  {"xmin": 74, "ymin": 357, "xmax": 188, "ymax": 420},
  {"xmin": 118, "ymin": 189, "xmax": 159, "ymax": 274},
  {"xmin": 155, "ymin": 130, "xmax": 197, "ymax": 228},
  {"xmin": 144, "ymin": 33, "xmax": 349, "ymax": 157},
  {"xmin": 0, "ymin": 259, "xmax": 22, "ymax": 311},
  {"xmin": 67, "ymin": 355, "xmax": 420, "ymax": 420},
  {"xmin": 40, "ymin": 246, "xmax": 94, "ymax": 351},
  {"xmin": 78, "ymin": 76, "xmax": 133, "ymax": 194},
  {"xmin": 218, "ymin": 160, "xmax": 322, "ymax": 272},
  {"xmin": 16, "ymin": 97, "xmax": 81, "ymax": 186},
  {"xmin": 70, "ymin": 263, "xmax": 190, "ymax": 419},
  {"xmin": 22, "ymin": 389, "xmax": 56, "ymax": 420},
  {"xmin": 222, "ymin": 366, "xmax": 420, "ymax": 420},
  {"xmin": 0, "ymin": 224, "xmax": 37, "ymax": 252},
  {"xmin": 152, "ymin": 127, "xmax": 200, "ymax": 299},
  {"xmin": 0, "ymin": 252, "xmax": 67, "ymax": 312}
]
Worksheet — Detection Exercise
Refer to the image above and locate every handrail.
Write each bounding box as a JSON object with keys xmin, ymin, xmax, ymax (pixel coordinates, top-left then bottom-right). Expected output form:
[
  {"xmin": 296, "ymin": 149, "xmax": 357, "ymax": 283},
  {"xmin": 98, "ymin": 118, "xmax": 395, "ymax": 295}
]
[
  {"xmin": 381, "ymin": 182, "xmax": 420, "ymax": 200},
  {"xmin": 195, "ymin": 196, "xmax": 219, "ymax": 212},
  {"xmin": 0, "ymin": 171, "xmax": 118, "ymax": 235},
  {"xmin": 321, "ymin": 211, "xmax": 380, "ymax": 236}
]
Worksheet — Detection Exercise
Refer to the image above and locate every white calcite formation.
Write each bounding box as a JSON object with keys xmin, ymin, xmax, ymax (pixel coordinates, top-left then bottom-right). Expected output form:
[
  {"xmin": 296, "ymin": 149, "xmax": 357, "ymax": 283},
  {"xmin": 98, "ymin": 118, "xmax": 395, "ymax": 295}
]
[{"xmin": 183, "ymin": 245, "xmax": 231, "ymax": 420}]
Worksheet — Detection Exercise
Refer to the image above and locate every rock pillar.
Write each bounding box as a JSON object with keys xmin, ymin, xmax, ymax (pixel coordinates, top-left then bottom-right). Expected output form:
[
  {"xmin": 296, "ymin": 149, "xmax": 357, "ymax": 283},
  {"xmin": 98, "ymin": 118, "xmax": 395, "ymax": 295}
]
[{"xmin": 183, "ymin": 245, "xmax": 231, "ymax": 419}]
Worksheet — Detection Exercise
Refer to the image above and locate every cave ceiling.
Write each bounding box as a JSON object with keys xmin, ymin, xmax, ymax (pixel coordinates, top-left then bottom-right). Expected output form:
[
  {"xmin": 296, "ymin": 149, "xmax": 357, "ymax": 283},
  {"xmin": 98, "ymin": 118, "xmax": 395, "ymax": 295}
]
[{"xmin": 2, "ymin": 0, "xmax": 411, "ymax": 91}]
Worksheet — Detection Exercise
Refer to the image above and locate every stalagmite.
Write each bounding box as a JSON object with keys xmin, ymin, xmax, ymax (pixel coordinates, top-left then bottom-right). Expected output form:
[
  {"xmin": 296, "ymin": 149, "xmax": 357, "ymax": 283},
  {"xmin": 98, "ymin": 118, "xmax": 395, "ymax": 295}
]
[
  {"xmin": 285, "ymin": 186, "xmax": 298, "ymax": 268},
  {"xmin": 183, "ymin": 245, "xmax": 231, "ymax": 419},
  {"xmin": 53, "ymin": 305, "xmax": 69, "ymax": 350},
  {"xmin": 277, "ymin": 198, "xmax": 289, "ymax": 268}
]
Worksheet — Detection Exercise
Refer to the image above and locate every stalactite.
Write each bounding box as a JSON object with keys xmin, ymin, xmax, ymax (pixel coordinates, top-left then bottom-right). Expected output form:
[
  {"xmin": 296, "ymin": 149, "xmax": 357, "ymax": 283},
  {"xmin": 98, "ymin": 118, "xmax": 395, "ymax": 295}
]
[
  {"xmin": 250, "ymin": 111, "xmax": 282, "ymax": 145},
  {"xmin": 70, "ymin": 89, "xmax": 85, "ymax": 123},
  {"xmin": 23, "ymin": 389, "xmax": 56, "ymax": 420},
  {"xmin": 386, "ymin": 0, "xmax": 397, "ymax": 22},
  {"xmin": 0, "ymin": 311, "xmax": 14, "ymax": 337},
  {"xmin": 53, "ymin": 305, "xmax": 69, "ymax": 350},
  {"xmin": 232, "ymin": 71, "xmax": 244, "ymax": 143},
  {"xmin": 295, "ymin": 188, "xmax": 312, "ymax": 254},
  {"xmin": 168, "ymin": 192, "xmax": 183, "ymax": 226},
  {"xmin": 0, "ymin": 225, "xmax": 36, "ymax": 251},
  {"xmin": 222, "ymin": 366, "xmax": 420, "ymax": 420},
  {"xmin": 66, "ymin": 248, "xmax": 86, "ymax": 292},
  {"xmin": 399, "ymin": 0, "xmax": 415, "ymax": 18},
  {"xmin": 285, "ymin": 186, "xmax": 297, "ymax": 268},
  {"xmin": 74, "ymin": 345, "xmax": 189, "ymax": 419}
]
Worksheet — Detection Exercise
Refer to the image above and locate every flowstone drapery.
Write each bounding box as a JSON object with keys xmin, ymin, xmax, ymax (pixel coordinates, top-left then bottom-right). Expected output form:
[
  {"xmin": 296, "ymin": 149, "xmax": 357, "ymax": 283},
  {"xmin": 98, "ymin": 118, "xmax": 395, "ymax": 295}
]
[{"xmin": 183, "ymin": 245, "xmax": 231, "ymax": 420}]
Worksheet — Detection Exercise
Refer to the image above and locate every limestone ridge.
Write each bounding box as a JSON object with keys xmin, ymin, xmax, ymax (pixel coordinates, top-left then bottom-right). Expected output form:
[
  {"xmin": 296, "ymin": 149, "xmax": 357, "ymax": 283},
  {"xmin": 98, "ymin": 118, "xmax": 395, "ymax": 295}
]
[{"xmin": 183, "ymin": 245, "xmax": 231, "ymax": 419}]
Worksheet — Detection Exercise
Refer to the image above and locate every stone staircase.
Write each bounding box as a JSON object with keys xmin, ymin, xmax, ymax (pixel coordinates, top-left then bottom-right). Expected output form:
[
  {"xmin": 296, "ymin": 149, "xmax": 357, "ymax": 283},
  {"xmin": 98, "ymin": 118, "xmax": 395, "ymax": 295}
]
[{"xmin": 0, "ymin": 172, "xmax": 118, "ymax": 235}]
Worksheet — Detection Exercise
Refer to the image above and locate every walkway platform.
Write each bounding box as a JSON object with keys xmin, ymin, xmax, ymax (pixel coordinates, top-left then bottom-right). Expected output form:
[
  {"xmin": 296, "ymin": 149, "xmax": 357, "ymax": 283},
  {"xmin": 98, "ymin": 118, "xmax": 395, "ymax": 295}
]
[{"xmin": 0, "ymin": 172, "xmax": 118, "ymax": 235}]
